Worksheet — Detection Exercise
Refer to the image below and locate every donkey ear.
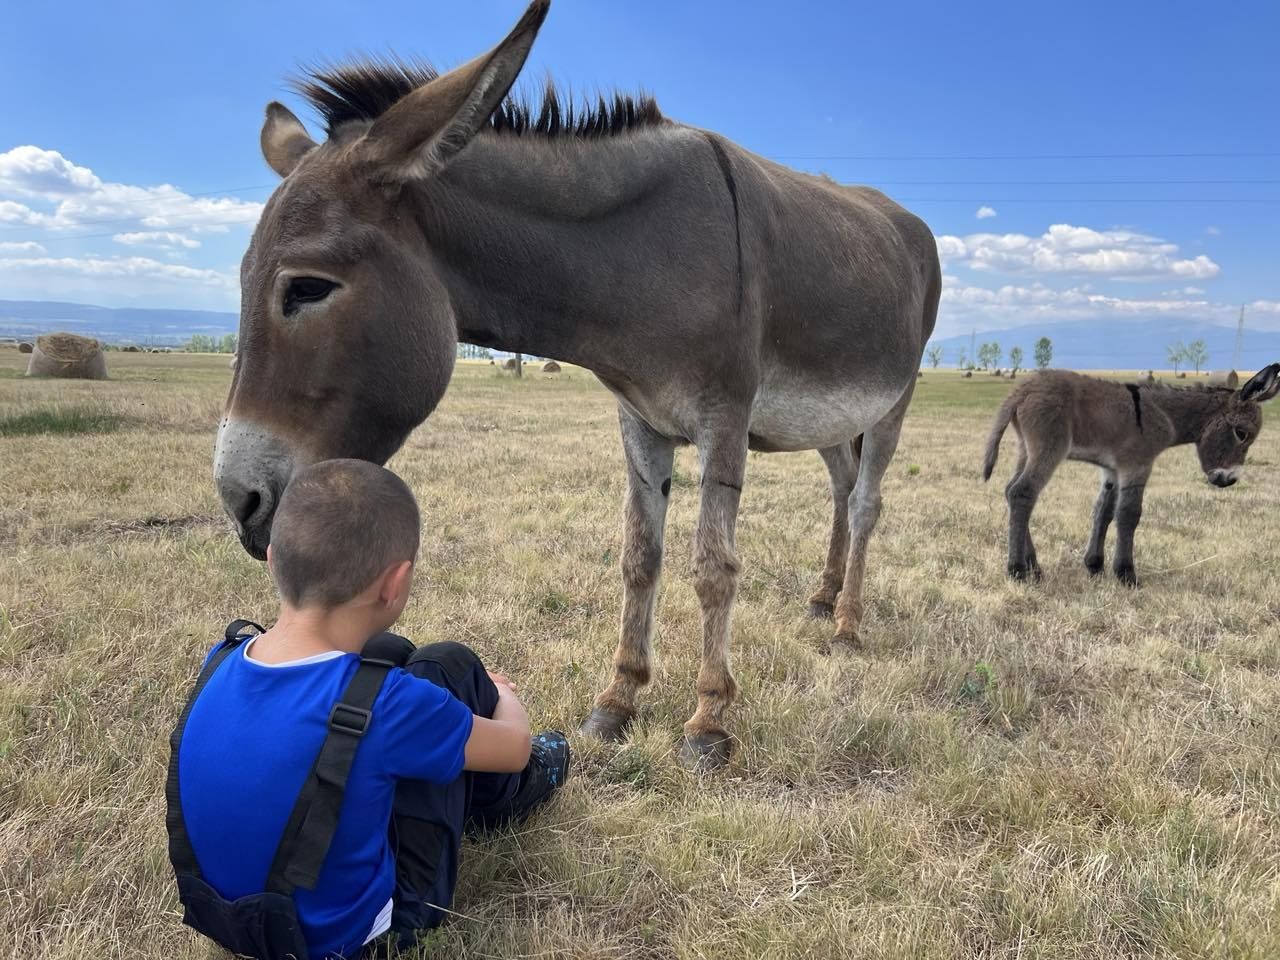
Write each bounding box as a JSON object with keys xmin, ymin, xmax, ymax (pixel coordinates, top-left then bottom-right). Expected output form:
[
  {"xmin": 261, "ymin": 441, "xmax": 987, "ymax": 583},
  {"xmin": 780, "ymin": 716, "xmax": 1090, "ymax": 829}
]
[
  {"xmin": 1241, "ymin": 362, "xmax": 1280, "ymax": 403},
  {"xmin": 361, "ymin": 0, "xmax": 550, "ymax": 179},
  {"xmin": 261, "ymin": 102, "xmax": 317, "ymax": 178}
]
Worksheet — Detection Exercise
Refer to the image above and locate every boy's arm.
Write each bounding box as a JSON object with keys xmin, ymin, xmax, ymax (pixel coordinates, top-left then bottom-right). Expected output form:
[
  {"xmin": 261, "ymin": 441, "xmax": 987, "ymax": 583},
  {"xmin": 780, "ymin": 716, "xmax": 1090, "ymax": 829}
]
[{"xmin": 463, "ymin": 685, "xmax": 532, "ymax": 773}]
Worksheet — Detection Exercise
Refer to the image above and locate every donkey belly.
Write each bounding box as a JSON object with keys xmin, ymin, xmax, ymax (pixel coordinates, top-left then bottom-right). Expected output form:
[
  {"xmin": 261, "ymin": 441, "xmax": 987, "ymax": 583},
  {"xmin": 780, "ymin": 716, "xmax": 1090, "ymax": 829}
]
[{"xmin": 748, "ymin": 379, "xmax": 904, "ymax": 452}]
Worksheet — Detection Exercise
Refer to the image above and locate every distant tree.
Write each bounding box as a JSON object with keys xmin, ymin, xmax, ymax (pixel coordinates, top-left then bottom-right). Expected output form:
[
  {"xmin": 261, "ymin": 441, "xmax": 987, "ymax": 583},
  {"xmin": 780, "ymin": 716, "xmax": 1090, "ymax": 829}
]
[
  {"xmin": 219, "ymin": 333, "xmax": 238, "ymax": 355},
  {"xmin": 925, "ymin": 344, "xmax": 943, "ymax": 369},
  {"xmin": 1008, "ymin": 345, "xmax": 1024, "ymax": 375},
  {"xmin": 1166, "ymin": 341, "xmax": 1186, "ymax": 374},
  {"xmin": 1185, "ymin": 338, "xmax": 1209, "ymax": 374},
  {"xmin": 1034, "ymin": 336, "xmax": 1053, "ymax": 370},
  {"xmin": 186, "ymin": 334, "xmax": 215, "ymax": 353},
  {"xmin": 977, "ymin": 341, "xmax": 1002, "ymax": 370}
]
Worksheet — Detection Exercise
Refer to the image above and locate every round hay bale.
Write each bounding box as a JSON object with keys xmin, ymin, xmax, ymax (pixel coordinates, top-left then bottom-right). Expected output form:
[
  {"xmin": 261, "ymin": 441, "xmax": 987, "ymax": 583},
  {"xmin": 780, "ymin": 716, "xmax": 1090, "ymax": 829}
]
[
  {"xmin": 123, "ymin": 344, "xmax": 140, "ymax": 353},
  {"xmin": 502, "ymin": 357, "xmax": 518, "ymax": 370},
  {"xmin": 18, "ymin": 341, "xmax": 33, "ymax": 354},
  {"xmin": 1206, "ymin": 369, "xmax": 1239, "ymax": 389},
  {"xmin": 963, "ymin": 370, "xmax": 973, "ymax": 379},
  {"xmin": 541, "ymin": 360, "xmax": 561, "ymax": 374},
  {"xmin": 1177, "ymin": 371, "xmax": 1187, "ymax": 379},
  {"xmin": 26, "ymin": 332, "xmax": 107, "ymax": 380},
  {"xmin": 916, "ymin": 370, "xmax": 924, "ymax": 378},
  {"xmin": 488, "ymin": 359, "xmax": 495, "ymax": 365}
]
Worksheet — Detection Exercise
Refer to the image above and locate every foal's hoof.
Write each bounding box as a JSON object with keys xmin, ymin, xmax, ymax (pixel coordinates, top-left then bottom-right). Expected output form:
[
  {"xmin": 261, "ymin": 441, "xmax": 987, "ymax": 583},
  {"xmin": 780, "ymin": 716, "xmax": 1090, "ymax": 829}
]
[
  {"xmin": 579, "ymin": 706, "xmax": 632, "ymax": 743},
  {"xmin": 1084, "ymin": 555, "xmax": 1104, "ymax": 576},
  {"xmin": 678, "ymin": 731, "xmax": 733, "ymax": 770},
  {"xmin": 828, "ymin": 631, "xmax": 861, "ymax": 656},
  {"xmin": 806, "ymin": 600, "xmax": 835, "ymax": 620}
]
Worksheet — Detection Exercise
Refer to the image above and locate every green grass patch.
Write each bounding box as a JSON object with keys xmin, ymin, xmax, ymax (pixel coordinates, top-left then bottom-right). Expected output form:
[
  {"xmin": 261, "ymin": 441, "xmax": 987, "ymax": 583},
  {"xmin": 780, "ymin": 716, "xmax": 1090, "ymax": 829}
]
[{"xmin": 0, "ymin": 406, "xmax": 125, "ymax": 437}]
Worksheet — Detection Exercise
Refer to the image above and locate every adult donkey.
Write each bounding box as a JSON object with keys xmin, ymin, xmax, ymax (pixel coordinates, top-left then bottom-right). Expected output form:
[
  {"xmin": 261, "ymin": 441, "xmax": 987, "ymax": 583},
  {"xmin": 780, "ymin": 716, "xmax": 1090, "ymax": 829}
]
[{"xmin": 214, "ymin": 0, "xmax": 940, "ymax": 765}]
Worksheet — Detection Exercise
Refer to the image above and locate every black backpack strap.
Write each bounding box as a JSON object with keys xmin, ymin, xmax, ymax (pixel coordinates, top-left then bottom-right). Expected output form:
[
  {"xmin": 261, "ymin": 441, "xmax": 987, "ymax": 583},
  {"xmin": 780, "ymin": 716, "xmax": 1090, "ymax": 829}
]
[
  {"xmin": 265, "ymin": 632, "xmax": 414, "ymax": 895},
  {"xmin": 166, "ymin": 619, "xmax": 265, "ymax": 879}
]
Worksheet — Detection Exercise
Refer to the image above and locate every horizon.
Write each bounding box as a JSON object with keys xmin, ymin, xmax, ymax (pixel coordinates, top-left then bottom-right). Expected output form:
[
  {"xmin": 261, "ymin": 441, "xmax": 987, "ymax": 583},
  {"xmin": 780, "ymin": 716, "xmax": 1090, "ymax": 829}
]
[{"xmin": 2, "ymin": 1, "xmax": 1278, "ymax": 340}]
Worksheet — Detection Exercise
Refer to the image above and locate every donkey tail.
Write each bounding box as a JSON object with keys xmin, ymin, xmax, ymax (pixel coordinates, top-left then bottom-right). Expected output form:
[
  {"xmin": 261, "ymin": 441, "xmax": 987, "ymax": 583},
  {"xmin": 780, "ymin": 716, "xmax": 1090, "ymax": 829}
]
[{"xmin": 982, "ymin": 396, "xmax": 1017, "ymax": 481}]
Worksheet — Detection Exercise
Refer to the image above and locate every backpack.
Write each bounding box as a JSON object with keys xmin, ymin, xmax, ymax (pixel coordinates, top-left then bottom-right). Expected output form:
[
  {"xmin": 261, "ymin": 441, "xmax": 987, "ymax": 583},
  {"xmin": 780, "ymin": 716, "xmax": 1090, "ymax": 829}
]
[{"xmin": 165, "ymin": 619, "xmax": 413, "ymax": 960}]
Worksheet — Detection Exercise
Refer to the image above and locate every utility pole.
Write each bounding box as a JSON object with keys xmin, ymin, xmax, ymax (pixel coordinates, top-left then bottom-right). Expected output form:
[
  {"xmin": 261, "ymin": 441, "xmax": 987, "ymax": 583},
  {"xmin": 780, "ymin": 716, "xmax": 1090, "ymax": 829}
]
[
  {"xmin": 1232, "ymin": 304, "xmax": 1245, "ymax": 371},
  {"xmin": 970, "ymin": 329, "xmax": 976, "ymax": 369}
]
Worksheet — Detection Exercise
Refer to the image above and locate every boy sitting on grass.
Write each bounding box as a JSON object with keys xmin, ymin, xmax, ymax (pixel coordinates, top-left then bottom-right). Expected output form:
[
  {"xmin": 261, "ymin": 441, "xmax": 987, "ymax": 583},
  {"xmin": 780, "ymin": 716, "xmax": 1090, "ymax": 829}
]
[{"xmin": 169, "ymin": 459, "xmax": 570, "ymax": 959}]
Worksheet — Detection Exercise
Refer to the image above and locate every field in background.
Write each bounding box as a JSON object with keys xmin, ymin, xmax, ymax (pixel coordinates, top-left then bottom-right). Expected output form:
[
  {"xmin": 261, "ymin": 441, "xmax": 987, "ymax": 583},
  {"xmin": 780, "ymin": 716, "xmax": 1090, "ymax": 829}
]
[{"xmin": 2, "ymin": 351, "xmax": 1279, "ymax": 959}]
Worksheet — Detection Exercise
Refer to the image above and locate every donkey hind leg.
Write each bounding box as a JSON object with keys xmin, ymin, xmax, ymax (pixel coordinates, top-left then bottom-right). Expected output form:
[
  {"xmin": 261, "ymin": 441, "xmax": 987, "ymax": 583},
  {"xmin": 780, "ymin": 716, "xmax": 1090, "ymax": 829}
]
[
  {"xmin": 1001, "ymin": 429, "xmax": 1043, "ymax": 579},
  {"xmin": 582, "ymin": 406, "xmax": 675, "ymax": 742},
  {"xmin": 1111, "ymin": 467, "xmax": 1151, "ymax": 587},
  {"xmin": 832, "ymin": 389, "xmax": 913, "ymax": 650},
  {"xmin": 679, "ymin": 423, "xmax": 749, "ymax": 769},
  {"xmin": 1006, "ymin": 432, "xmax": 1068, "ymax": 581},
  {"xmin": 1083, "ymin": 468, "xmax": 1118, "ymax": 575},
  {"xmin": 806, "ymin": 438, "xmax": 861, "ymax": 620}
]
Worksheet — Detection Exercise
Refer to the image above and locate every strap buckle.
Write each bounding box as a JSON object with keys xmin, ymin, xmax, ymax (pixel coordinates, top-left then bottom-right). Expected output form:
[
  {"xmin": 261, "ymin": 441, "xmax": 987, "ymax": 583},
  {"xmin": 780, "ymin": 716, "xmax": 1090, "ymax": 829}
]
[{"xmin": 327, "ymin": 703, "xmax": 371, "ymax": 737}]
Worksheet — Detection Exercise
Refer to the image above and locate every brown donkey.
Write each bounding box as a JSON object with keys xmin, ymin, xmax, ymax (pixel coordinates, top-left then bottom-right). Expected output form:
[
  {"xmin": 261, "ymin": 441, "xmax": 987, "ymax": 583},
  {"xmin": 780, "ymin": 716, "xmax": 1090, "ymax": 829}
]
[
  {"xmin": 984, "ymin": 366, "xmax": 1280, "ymax": 585},
  {"xmin": 213, "ymin": 0, "xmax": 940, "ymax": 766}
]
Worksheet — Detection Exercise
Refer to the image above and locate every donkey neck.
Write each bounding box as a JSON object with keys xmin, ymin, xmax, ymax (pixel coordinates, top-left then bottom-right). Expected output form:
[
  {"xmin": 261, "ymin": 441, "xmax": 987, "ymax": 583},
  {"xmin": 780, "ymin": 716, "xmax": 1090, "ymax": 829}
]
[
  {"xmin": 409, "ymin": 129, "xmax": 697, "ymax": 373},
  {"xmin": 1143, "ymin": 385, "xmax": 1229, "ymax": 445}
]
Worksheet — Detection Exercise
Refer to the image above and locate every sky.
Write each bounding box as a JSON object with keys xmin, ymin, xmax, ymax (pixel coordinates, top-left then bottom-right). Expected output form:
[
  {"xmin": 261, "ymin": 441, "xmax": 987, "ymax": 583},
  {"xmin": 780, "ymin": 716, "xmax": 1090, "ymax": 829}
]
[{"xmin": 1, "ymin": 0, "xmax": 1278, "ymax": 340}]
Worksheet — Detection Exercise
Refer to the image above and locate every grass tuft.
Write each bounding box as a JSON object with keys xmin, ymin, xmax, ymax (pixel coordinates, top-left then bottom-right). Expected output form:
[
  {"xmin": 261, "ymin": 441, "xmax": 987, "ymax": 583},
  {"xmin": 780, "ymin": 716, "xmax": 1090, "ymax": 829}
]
[{"xmin": 0, "ymin": 406, "xmax": 124, "ymax": 436}]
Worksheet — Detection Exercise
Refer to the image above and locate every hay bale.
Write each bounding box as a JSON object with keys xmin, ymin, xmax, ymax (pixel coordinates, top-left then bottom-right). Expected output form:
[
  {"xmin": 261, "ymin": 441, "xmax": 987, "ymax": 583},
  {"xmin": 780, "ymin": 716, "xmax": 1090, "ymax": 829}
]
[
  {"xmin": 916, "ymin": 370, "xmax": 924, "ymax": 378},
  {"xmin": 963, "ymin": 370, "xmax": 973, "ymax": 379},
  {"xmin": 18, "ymin": 341, "xmax": 33, "ymax": 354},
  {"xmin": 1177, "ymin": 371, "xmax": 1187, "ymax": 379},
  {"xmin": 1207, "ymin": 369, "xmax": 1239, "ymax": 389},
  {"xmin": 541, "ymin": 360, "xmax": 561, "ymax": 374},
  {"xmin": 26, "ymin": 332, "xmax": 107, "ymax": 380},
  {"xmin": 502, "ymin": 357, "xmax": 518, "ymax": 371},
  {"xmin": 123, "ymin": 345, "xmax": 141, "ymax": 353}
]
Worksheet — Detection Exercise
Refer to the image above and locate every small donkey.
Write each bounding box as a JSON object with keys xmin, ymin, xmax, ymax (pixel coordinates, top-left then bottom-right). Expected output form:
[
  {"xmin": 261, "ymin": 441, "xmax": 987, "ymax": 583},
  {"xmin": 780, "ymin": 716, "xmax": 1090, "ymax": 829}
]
[{"xmin": 983, "ymin": 365, "xmax": 1280, "ymax": 585}]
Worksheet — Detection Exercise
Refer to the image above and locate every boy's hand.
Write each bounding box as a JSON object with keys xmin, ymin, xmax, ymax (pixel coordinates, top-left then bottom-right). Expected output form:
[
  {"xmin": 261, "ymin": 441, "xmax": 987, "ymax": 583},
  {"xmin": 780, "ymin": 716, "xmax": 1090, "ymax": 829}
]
[{"xmin": 487, "ymin": 671, "xmax": 518, "ymax": 693}]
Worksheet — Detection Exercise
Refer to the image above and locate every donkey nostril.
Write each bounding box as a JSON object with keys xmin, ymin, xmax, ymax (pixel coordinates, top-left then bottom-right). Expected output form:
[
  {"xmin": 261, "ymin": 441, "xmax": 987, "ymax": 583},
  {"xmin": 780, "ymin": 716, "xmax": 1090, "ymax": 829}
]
[{"xmin": 239, "ymin": 490, "xmax": 262, "ymax": 525}]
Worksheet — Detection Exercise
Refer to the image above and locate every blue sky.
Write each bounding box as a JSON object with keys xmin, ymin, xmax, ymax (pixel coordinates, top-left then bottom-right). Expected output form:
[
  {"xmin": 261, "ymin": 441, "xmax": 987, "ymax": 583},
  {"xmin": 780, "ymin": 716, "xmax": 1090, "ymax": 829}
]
[{"xmin": 1, "ymin": 0, "xmax": 1277, "ymax": 338}]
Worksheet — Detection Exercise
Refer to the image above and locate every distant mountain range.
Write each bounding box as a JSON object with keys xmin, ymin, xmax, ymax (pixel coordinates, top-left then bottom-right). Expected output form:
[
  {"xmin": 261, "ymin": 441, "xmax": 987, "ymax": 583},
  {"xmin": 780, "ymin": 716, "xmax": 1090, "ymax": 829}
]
[
  {"xmin": 930, "ymin": 318, "xmax": 1279, "ymax": 372},
  {"xmin": 1, "ymin": 299, "xmax": 1276, "ymax": 372},
  {"xmin": 0, "ymin": 300, "xmax": 237, "ymax": 347}
]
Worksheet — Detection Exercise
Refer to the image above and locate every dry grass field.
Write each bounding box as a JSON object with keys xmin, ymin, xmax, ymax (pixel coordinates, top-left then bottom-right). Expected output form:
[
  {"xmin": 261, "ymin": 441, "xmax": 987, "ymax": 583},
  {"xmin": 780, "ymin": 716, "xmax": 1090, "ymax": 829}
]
[{"xmin": 2, "ymin": 351, "xmax": 1279, "ymax": 959}]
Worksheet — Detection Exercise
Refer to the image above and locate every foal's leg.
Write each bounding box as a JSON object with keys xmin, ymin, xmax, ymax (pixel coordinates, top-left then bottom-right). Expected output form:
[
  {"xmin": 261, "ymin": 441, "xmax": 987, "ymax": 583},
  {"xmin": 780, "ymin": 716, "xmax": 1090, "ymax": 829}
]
[
  {"xmin": 679, "ymin": 423, "xmax": 749, "ymax": 768},
  {"xmin": 581, "ymin": 406, "xmax": 675, "ymax": 742},
  {"xmin": 806, "ymin": 439, "xmax": 860, "ymax": 620},
  {"xmin": 1112, "ymin": 466, "xmax": 1150, "ymax": 587},
  {"xmin": 832, "ymin": 390, "xmax": 912, "ymax": 648},
  {"xmin": 1083, "ymin": 468, "xmax": 1118, "ymax": 575},
  {"xmin": 1005, "ymin": 431, "xmax": 1068, "ymax": 581},
  {"xmin": 1002, "ymin": 432, "xmax": 1040, "ymax": 577}
]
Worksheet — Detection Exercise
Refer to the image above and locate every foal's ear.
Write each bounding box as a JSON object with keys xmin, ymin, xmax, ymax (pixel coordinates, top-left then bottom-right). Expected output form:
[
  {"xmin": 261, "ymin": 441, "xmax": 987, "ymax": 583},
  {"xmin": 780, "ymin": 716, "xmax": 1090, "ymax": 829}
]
[
  {"xmin": 1241, "ymin": 362, "xmax": 1280, "ymax": 403},
  {"xmin": 261, "ymin": 102, "xmax": 317, "ymax": 178},
  {"xmin": 360, "ymin": 0, "xmax": 550, "ymax": 179}
]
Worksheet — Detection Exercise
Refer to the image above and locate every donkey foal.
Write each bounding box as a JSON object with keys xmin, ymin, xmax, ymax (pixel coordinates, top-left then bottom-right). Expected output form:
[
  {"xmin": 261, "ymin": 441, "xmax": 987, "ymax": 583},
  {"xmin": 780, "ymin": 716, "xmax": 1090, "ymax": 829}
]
[{"xmin": 983, "ymin": 366, "xmax": 1280, "ymax": 585}]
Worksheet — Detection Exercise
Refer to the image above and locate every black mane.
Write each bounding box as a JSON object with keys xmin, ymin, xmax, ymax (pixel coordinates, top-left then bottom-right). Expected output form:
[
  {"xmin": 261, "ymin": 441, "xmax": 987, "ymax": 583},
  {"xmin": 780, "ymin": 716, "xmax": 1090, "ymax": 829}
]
[{"xmin": 292, "ymin": 58, "xmax": 664, "ymax": 139}]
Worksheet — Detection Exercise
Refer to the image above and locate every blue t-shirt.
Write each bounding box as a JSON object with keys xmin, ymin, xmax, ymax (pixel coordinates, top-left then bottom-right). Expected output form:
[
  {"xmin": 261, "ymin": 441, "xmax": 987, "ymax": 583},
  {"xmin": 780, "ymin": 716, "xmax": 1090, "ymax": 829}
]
[{"xmin": 178, "ymin": 638, "xmax": 474, "ymax": 959}]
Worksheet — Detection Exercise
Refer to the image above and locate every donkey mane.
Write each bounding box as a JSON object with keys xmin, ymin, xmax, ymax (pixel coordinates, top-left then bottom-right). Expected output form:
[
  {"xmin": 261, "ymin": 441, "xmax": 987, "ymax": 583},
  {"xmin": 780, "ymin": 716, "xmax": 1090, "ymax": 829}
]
[{"xmin": 293, "ymin": 58, "xmax": 665, "ymax": 139}]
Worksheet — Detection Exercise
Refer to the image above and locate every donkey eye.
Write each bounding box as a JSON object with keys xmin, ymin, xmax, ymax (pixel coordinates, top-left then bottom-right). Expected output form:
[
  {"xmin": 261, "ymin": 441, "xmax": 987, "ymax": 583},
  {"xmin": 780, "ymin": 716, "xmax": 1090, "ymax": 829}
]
[
  {"xmin": 283, "ymin": 277, "xmax": 338, "ymax": 316},
  {"xmin": 1233, "ymin": 426, "xmax": 1249, "ymax": 443}
]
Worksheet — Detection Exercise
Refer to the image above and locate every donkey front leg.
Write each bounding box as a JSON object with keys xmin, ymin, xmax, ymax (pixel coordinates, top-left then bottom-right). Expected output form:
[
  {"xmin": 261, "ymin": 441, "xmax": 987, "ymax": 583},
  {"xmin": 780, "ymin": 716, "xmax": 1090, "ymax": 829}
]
[
  {"xmin": 679, "ymin": 427, "xmax": 748, "ymax": 768},
  {"xmin": 582, "ymin": 407, "xmax": 675, "ymax": 742},
  {"xmin": 1112, "ymin": 469, "xmax": 1150, "ymax": 587},
  {"xmin": 832, "ymin": 391, "xmax": 912, "ymax": 649},
  {"xmin": 806, "ymin": 439, "xmax": 860, "ymax": 619},
  {"xmin": 1083, "ymin": 469, "xmax": 1117, "ymax": 575}
]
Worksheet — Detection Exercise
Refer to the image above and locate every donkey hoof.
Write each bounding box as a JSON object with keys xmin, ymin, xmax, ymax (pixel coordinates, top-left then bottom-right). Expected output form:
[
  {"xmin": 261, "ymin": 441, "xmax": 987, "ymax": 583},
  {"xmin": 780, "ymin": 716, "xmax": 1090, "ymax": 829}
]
[
  {"xmin": 1084, "ymin": 555, "xmax": 1104, "ymax": 576},
  {"xmin": 1115, "ymin": 565, "xmax": 1140, "ymax": 588},
  {"xmin": 806, "ymin": 600, "xmax": 835, "ymax": 620},
  {"xmin": 580, "ymin": 706, "xmax": 632, "ymax": 743},
  {"xmin": 678, "ymin": 731, "xmax": 733, "ymax": 770},
  {"xmin": 1007, "ymin": 563, "xmax": 1038, "ymax": 582}
]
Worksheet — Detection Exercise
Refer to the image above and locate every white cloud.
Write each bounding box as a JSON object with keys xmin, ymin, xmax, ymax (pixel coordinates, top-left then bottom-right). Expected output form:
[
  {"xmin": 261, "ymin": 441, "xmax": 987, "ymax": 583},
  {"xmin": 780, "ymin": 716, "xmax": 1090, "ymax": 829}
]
[
  {"xmin": 0, "ymin": 146, "xmax": 262, "ymax": 234},
  {"xmin": 113, "ymin": 230, "xmax": 201, "ymax": 249},
  {"xmin": 975, "ymin": 205, "xmax": 997, "ymax": 219},
  {"xmin": 0, "ymin": 240, "xmax": 46, "ymax": 254},
  {"xmin": 0, "ymin": 254, "xmax": 237, "ymax": 309},
  {"xmin": 936, "ymin": 222, "xmax": 1221, "ymax": 281}
]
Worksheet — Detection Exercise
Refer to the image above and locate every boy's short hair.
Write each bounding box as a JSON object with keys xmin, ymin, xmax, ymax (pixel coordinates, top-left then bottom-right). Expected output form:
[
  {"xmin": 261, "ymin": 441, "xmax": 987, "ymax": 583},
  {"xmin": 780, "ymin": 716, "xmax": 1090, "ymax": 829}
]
[{"xmin": 270, "ymin": 459, "xmax": 420, "ymax": 608}]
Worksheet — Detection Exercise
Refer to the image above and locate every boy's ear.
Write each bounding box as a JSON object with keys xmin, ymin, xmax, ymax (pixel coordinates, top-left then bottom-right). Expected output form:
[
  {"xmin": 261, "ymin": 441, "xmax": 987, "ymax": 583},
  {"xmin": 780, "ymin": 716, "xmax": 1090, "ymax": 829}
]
[{"xmin": 378, "ymin": 560, "xmax": 415, "ymax": 607}]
